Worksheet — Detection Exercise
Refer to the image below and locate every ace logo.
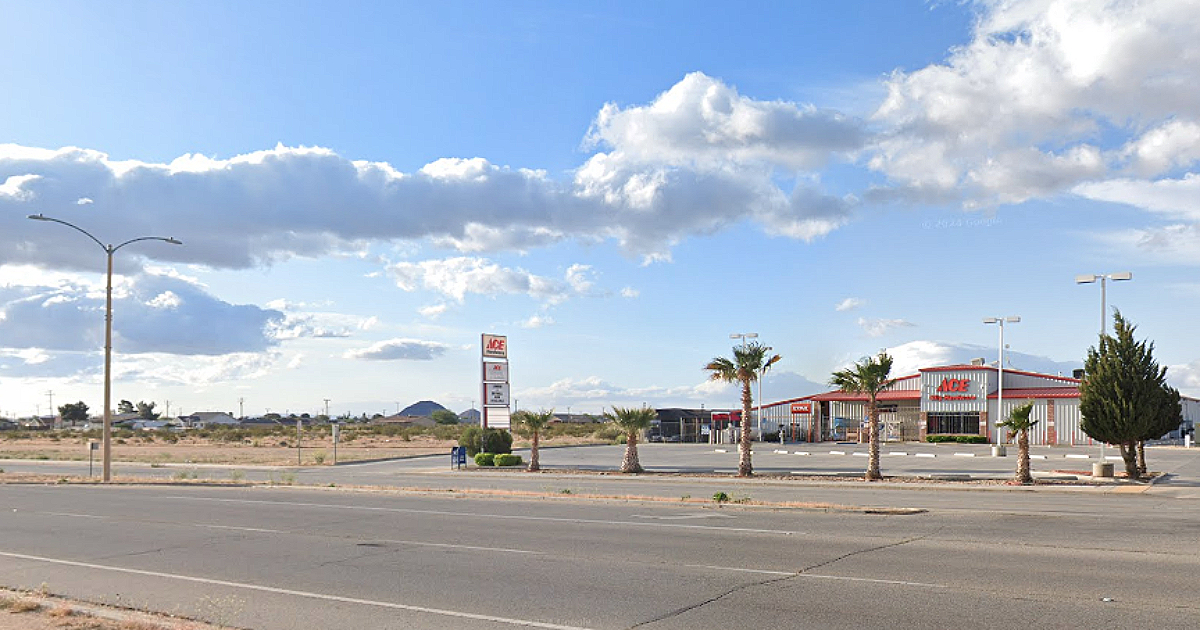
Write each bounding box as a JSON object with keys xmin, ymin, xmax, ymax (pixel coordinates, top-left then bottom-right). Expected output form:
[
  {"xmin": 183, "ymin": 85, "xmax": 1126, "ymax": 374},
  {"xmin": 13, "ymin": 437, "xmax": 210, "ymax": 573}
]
[
  {"xmin": 937, "ymin": 378, "xmax": 971, "ymax": 393},
  {"xmin": 482, "ymin": 334, "xmax": 508, "ymax": 358}
]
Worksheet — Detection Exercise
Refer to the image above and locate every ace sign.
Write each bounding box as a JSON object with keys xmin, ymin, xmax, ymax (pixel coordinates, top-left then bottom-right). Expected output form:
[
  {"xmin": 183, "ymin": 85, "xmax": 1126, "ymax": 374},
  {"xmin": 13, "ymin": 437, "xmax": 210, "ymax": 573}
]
[
  {"xmin": 485, "ymin": 382, "xmax": 510, "ymax": 406},
  {"xmin": 482, "ymin": 334, "xmax": 508, "ymax": 359}
]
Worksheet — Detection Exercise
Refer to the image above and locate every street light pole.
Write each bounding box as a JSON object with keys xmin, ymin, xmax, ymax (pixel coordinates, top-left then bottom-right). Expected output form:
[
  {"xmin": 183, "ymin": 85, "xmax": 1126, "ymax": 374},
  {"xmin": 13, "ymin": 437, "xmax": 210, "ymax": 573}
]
[
  {"xmin": 983, "ymin": 316, "xmax": 1020, "ymax": 451},
  {"xmin": 1075, "ymin": 272, "xmax": 1133, "ymax": 336},
  {"xmin": 28, "ymin": 214, "xmax": 181, "ymax": 482}
]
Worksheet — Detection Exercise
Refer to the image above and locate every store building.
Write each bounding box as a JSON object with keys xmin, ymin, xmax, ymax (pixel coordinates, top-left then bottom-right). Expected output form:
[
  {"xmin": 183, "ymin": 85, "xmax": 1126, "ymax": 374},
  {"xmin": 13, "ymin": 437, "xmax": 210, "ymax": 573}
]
[{"xmin": 754, "ymin": 361, "xmax": 1199, "ymax": 445}]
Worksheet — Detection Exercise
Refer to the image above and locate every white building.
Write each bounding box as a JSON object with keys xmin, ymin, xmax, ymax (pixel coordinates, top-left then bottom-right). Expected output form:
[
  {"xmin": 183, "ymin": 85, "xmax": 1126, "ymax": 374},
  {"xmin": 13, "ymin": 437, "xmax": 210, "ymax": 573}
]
[{"xmin": 758, "ymin": 363, "xmax": 1197, "ymax": 445}]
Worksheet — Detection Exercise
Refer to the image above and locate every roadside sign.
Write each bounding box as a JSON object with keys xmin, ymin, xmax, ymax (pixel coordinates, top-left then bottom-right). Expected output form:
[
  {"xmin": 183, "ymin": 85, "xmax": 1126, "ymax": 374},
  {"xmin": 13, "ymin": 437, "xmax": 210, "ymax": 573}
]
[
  {"xmin": 482, "ymin": 334, "xmax": 508, "ymax": 359},
  {"xmin": 483, "ymin": 361, "xmax": 509, "ymax": 382},
  {"xmin": 485, "ymin": 382, "xmax": 510, "ymax": 406}
]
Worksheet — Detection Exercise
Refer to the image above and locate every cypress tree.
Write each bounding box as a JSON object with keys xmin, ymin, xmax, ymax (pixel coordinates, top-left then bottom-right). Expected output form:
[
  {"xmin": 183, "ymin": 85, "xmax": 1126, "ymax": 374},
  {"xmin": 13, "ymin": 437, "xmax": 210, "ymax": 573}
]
[{"xmin": 1079, "ymin": 311, "xmax": 1181, "ymax": 480}]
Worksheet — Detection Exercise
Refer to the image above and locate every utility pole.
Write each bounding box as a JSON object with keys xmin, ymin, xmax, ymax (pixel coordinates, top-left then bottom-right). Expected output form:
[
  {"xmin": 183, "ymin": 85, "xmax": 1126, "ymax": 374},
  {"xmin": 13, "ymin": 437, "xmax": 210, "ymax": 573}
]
[
  {"xmin": 47, "ymin": 390, "xmax": 56, "ymax": 428},
  {"xmin": 238, "ymin": 397, "xmax": 245, "ymax": 419},
  {"xmin": 324, "ymin": 398, "xmax": 331, "ymax": 418}
]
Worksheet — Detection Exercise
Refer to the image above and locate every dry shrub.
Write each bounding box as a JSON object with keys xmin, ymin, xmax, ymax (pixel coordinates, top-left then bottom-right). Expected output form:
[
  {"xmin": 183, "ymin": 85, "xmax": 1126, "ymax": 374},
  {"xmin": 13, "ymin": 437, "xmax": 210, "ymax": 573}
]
[
  {"xmin": 8, "ymin": 597, "xmax": 42, "ymax": 612},
  {"xmin": 48, "ymin": 604, "xmax": 76, "ymax": 617}
]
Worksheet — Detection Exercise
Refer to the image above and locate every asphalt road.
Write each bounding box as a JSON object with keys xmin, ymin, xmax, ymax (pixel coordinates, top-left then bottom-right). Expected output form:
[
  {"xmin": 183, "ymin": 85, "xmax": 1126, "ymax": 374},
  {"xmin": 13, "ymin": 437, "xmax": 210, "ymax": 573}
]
[{"xmin": 2, "ymin": 478, "xmax": 1199, "ymax": 629}]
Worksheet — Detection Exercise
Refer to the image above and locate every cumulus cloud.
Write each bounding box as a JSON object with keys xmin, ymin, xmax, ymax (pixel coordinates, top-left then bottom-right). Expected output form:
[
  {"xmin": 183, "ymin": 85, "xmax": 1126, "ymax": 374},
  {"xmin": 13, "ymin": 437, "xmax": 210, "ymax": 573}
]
[
  {"xmin": 620, "ymin": 287, "xmax": 639, "ymax": 299},
  {"xmin": 2, "ymin": 73, "xmax": 862, "ymax": 271},
  {"xmin": 835, "ymin": 297, "xmax": 864, "ymax": 312},
  {"xmin": 857, "ymin": 317, "xmax": 916, "ymax": 337},
  {"xmin": 388, "ymin": 257, "xmax": 593, "ymax": 306},
  {"xmin": 519, "ymin": 314, "xmax": 554, "ymax": 329},
  {"xmin": 870, "ymin": 0, "xmax": 1200, "ymax": 207},
  {"xmin": 0, "ymin": 270, "xmax": 283, "ymax": 355},
  {"xmin": 1074, "ymin": 173, "xmax": 1200, "ymax": 221},
  {"xmin": 344, "ymin": 338, "xmax": 449, "ymax": 361},
  {"xmin": 1167, "ymin": 359, "xmax": 1200, "ymax": 397},
  {"xmin": 1093, "ymin": 223, "xmax": 1200, "ymax": 265},
  {"xmin": 881, "ymin": 340, "xmax": 1081, "ymax": 379}
]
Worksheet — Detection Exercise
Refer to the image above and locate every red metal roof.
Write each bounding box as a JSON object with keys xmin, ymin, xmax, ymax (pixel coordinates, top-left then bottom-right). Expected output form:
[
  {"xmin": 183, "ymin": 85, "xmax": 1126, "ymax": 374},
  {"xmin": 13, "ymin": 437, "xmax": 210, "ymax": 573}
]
[{"xmin": 988, "ymin": 387, "xmax": 1079, "ymax": 399}]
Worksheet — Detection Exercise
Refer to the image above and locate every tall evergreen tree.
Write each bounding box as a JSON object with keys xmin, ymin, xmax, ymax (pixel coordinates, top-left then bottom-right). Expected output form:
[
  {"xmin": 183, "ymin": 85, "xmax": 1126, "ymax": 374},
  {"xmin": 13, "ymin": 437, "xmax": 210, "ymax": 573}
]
[{"xmin": 1080, "ymin": 311, "xmax": 1181, "ymax": 480}]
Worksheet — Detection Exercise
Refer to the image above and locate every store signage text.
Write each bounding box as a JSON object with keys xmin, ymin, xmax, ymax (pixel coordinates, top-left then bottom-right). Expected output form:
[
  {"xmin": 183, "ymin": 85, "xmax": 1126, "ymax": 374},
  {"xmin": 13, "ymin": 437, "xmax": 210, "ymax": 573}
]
[
  {"xmin": 482, "ymin": 334, "xmax": 508, "ymax": 359},
  {"xmin": 790, "ymin": 402, "xmax": 812, "ymax": 414},
  {"xmin": 930, "ymin": 377, "xmax": 976, "ymax": 401}
]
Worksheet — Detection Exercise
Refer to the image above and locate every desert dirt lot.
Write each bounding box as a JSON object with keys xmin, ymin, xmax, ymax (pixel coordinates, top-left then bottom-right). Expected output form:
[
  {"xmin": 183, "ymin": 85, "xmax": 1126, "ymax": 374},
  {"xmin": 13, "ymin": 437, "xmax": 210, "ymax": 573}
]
[{"xmin": 0, "ymin": 426, "xmax": 610, "ymax": 466}]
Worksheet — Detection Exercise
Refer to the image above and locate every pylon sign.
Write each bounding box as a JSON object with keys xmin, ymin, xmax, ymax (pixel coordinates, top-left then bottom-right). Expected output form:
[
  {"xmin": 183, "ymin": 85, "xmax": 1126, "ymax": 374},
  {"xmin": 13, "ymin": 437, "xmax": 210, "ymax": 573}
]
[{"xmin": 481, "ymin": 334, "xmax": 510, "ymax": 429}]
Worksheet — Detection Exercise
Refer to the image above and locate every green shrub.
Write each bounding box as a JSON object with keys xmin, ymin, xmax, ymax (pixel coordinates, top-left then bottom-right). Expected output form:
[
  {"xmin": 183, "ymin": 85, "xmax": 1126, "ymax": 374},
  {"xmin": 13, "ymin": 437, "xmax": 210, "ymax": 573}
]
[
  {"xmin": 474, "ymin": 452, "xmax": 495, "ymax": 466},
  {"xmin": 480, "ymin": 428, "xmax": 513, "ymax": 454},
  {"xmin": 712, "ymin": 491, "xmax": 730, "ymax": 503},
  {"xmin": 926, "ymin": 435, "xmax": 956, "ymax": 443},
  {"xmin": 493, "ymin": 454, "xmax": 523, "ymax": 467},
  {"xmin": 592, "ymin": 424, "xmax": 624, "ymax": 442},
  {"xmin": 955, "ymin": 435, "xmax": 988, "ymax": 444},
  {"xmin": 460, "ymin": 426, "xmax": 483, "ymax": 456}
]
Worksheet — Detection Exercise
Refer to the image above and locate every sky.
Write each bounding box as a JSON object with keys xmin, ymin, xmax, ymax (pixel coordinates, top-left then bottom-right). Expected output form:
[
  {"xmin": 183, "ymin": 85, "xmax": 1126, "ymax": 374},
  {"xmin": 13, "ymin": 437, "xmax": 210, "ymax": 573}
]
[{"xmin": 2, "ymin": 0, "xmax": 1199, "ymax": 419}]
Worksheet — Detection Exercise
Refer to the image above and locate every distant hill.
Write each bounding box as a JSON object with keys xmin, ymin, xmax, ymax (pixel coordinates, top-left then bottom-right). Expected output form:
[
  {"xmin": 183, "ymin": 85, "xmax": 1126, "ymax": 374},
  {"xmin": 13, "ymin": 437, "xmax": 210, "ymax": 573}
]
[
  {"xmin": 458, "ymin": 408, "xmax": 481, "ymax": 423},
  {"xmin": 399, "ymin": 400, "xmax": 449, "ymax": 417}
]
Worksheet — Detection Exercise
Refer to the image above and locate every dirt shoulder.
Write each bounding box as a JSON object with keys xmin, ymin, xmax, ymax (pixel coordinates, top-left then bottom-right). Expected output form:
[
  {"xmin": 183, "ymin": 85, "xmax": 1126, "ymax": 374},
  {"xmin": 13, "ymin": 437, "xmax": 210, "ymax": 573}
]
[{"xmin": 0, "ymin": 589, "xmax": 230, "ymax": 630}]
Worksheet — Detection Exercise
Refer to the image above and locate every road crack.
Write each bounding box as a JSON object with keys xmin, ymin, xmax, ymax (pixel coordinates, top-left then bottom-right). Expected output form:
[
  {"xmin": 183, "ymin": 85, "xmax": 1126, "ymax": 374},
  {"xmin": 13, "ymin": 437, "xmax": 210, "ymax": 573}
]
[{"xmin": 627, "ymin": 527, "xmax": 941, "ymax": 628}]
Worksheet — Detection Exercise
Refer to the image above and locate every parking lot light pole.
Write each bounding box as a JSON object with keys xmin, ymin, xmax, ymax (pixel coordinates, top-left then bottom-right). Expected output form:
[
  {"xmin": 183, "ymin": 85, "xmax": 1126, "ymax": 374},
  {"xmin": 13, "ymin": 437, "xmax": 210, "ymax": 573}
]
[
  {"xmin": 28, "ymin": 214, "xmax": 181, "ymax": 482},
  {"xmin": 983, "ymin": 316, "xmax": 1020, "ymax": 451},
  {"xmin": 1075, "ymin": 272, "xmax": 1132, "ymax": 336}
]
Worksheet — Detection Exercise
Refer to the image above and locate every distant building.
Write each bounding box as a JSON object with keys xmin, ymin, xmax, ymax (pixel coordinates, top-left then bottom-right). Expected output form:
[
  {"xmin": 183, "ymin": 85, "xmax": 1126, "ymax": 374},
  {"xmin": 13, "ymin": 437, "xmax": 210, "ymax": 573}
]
[{"xmin": 178, "ymin": 412, "xmax": 239, "ymax": 428}]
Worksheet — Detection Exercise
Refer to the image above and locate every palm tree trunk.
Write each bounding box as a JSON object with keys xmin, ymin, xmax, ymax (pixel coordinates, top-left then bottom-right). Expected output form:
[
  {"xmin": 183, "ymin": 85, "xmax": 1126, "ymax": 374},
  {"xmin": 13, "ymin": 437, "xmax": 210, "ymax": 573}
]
[
  {"xmin": 738, "ymin": 380, "xmax": 754, "ymax": 477},
  {"xmin": 621, "ymin": 431, "xmax": 642, "ymax": 473},
  {"xmin": 1016, "ymin": 428, "xmax": 1032, "ymax": 485},
  {"xmin": 1136, "ymin": 440, "xmax": 1147, "ymax": 475},
  {"xmin": 865, "ymin": 399, "xmax": 881, "ymax": 480},
  {"xmin": 527, "ymin": 430, "xmax": 540, "ymax": 472},
  {"xmin": 1119, "ymin": 442, "xmax": 1139, "ymax": 479}
]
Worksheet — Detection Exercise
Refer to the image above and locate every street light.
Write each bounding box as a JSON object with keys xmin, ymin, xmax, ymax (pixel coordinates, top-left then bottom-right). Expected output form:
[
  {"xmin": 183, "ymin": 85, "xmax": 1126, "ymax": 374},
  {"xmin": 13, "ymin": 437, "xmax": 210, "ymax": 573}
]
[
  {"xmin": 1075, "ymin": 272, "xmax": 1132, "ymax": 336},
  {"xmin": 983, "ymin": 316, "xmax": 1020, "ymax": 452},
  {"xmin": 28, "ymin": 214, "xmax": 181, "ymax": 482}
]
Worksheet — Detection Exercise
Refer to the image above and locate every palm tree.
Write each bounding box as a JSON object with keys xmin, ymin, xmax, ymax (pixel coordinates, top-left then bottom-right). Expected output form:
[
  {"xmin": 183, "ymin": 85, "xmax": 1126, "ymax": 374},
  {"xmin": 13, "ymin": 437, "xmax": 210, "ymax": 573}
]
[
  {"xmin": 705, "ymin": 342, "xmax": 782, "ymax": 477},
  {"xmin": 513, "ymin": 408, "xmax": 555, "ymax": 472},
  {"xmin": 604, "ymin": 405, "xmax": 656, "ymax": 473},
  {"xmin": 998, "ymin": 401, "xmax": 1037, "ymax": 485},
  {"xmin": 829, "ymin": 352, "xmax": 895, "ymax": 481}
]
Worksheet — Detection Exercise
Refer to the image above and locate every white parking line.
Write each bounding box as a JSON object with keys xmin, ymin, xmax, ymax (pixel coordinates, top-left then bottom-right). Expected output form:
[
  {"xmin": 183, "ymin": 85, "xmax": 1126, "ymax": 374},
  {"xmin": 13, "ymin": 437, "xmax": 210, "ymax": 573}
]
[
  {"xmin": 793, "ymin": 452, "xmax": 810, "ymax": 456},
  {"xmin": 829, "ymin": 450, "xmax": 846, "ymax": 455},
  {"xmin": 953, "ymin": 453, "xmax": 975, "ymax": 457},
  {"xmin": 886, "ymin": 452, "xmax": 908, "ymax": 457},
  {"xmin": 0, "ymin": 550, "xmax": 594, "ymax": 630},
  {"xmin": 915, "ymin": 453, "xmax": 936, "ymax": 458},
  {"xmin": 1065, "ymin": 454, "xmax": 1091, "ymax": 459}
]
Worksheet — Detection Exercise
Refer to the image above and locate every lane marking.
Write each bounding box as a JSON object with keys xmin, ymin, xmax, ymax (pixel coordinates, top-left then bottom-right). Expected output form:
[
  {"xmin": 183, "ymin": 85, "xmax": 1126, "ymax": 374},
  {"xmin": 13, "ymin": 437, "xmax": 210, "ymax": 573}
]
[
  {"xmin": 684, "ymin": 564, "xmax": 945, "ymax": 588},
  {"xmin": 162, "ymin": 496, "xmax": 803, "ymax": 536},
  {"xmin": 0, "ymin": 550, "xmax": 593, "ymax": 630},
  {"xmin": 195, "ymin": 524, "xmax": 286, "ymax": 534},
  {"xmin": 30, "ymin": 508, "xmax": 534, "ymax": 555}
]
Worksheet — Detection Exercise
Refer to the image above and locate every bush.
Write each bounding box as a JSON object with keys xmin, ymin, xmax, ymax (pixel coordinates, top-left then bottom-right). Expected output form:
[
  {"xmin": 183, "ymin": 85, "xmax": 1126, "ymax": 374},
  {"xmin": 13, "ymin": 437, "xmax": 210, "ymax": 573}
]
[
  {"xmin": 493, "ymin": 454, "xmax": 523, "ymax": 467},
  {"xmin": 593, "ymin": 424, "xmax": 624, "ymax": 442},
  {"xmin": 761, "ymin": 432, "xmax": 780, "ymax": 442},
  {"xmin": 460, "ymin": 426, "xmax": 483, "ymax": 456},
  {"xmin": 480, "ymin": 428, "xmax": 513, "ymax": 454},
  {"xmin": 474, "ymin": 452, "xmax": 495, "ymax": 466},
  {"xmin": 926, "ymin": 435, "xmax": 989, "ymax": 444}
]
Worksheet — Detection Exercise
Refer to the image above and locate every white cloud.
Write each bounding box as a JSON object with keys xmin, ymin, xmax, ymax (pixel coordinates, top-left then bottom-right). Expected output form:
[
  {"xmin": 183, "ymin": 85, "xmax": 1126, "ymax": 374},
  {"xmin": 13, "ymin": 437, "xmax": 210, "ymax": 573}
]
[
  {"xmin": 585, "ymin": 71, "xmax": 865, "ymax": 171},
  {"xmin": 418, "ymin": 304, "xmax": 449, "ymax": 319},
  {"xmin": 620, "ymin": 287, "xmax": 639, "ymax": 299},
  {"xmin": 519, "ymin": 314, "xmax": 555, "ymax": 329},
  {"xmin": 870, "ymin": 0, "xmax": 1200, "ymax": 206},
  {"xmin": 388, "ymin": 257, "xmax": 596, "ymax": 305},
  {"xmin": 881, "ymin": 340, "xmax": 1081, "ymax": 379},
  {"xmin": 1167, "ymin": 359, "xmax": 1200, "ymax": 397},
  {"xmin": 1093, "ymin": 223, "xmax": 1200, "ymax": 265},
  {"xmin": 0, "ymin": 268, "xmax": 283, "ymax": 355},
  {"xmin": 857, "ymin": 317, "xmax": 916, "ymax": 337},
  {"xmin": 835, "ymin": 297, "xmax": 864, "ymax": 312},
  {"xmin": 344, "ymin": 338, "xmax": 449, "ymax": 361},
  {"xmin": 1074, "ymin": 173, "xmax": 1200, "ymax": 221}
]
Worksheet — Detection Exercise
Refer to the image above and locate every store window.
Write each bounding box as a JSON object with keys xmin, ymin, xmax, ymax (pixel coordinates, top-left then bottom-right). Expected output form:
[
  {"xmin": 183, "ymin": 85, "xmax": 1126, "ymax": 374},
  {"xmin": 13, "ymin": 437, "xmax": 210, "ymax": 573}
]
[{"xmin": 927, "ymin": 412, "xmax": 980, "ymax": 435}]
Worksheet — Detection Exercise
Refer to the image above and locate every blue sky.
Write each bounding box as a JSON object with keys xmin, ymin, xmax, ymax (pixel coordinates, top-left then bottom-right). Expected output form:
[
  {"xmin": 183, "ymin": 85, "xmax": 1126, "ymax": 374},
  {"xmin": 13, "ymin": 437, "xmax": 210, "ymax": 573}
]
[{"xmin": 2, "ymin": 1, "xmax": 1197, "ymax": 419}]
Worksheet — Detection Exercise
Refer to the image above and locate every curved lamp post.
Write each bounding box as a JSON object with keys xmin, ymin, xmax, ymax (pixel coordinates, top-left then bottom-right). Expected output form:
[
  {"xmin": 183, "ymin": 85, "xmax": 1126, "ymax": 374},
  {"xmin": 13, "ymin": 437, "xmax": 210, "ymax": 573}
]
[
  {"xmin": 983, "ymin": 316, "xmax": 1020, "ymax": 450},
  {"xmin": 28, "ymin": 214, "xmax": 181, "ymax": 482}
]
